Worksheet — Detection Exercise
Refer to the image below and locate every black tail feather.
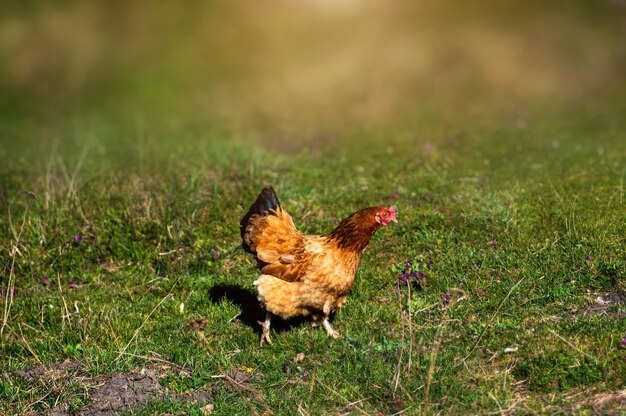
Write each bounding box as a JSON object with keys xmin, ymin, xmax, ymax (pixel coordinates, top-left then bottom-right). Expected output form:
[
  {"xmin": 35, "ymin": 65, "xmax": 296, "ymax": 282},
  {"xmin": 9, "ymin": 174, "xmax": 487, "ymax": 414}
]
[{"xmin": 240, "ymin": 187, "xmax": 281, "ymax": 253}]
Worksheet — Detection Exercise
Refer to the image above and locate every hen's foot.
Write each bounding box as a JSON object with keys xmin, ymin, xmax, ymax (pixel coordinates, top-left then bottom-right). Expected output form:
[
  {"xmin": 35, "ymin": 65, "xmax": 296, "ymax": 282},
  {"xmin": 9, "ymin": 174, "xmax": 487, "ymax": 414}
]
[
  {"xmin": 258, "ymin": 311, "xmax": 272, "ymax": 346},
  {"xmin": 322, "ymin": 318, "xmax": 340, "ymax": 338}
]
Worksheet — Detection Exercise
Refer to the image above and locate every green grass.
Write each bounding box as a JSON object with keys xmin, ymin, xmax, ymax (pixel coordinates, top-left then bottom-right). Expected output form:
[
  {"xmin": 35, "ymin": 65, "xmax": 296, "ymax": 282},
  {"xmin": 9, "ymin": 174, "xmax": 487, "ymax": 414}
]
[
  {"xmin": 1, "ymin": 106, "xmax": 623, "ymax": 415},
  {"xmin": 1, "ymin": 2, "xmax": 626, "ymax": 415}
]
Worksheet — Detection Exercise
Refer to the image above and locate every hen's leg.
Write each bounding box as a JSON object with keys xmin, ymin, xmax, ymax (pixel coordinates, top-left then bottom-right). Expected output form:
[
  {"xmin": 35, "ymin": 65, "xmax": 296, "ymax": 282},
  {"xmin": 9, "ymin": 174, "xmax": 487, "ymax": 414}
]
[
  {"xmin": 258, "ymin": 311, "xmax": 273, "ymax": 346},
  {"xmin": 321, "ymin": 300, "xmax": 340, "ymax": 338},
  {"xmin": 322, "ymin": 317, "xmax": 340, "ymax": 338}
]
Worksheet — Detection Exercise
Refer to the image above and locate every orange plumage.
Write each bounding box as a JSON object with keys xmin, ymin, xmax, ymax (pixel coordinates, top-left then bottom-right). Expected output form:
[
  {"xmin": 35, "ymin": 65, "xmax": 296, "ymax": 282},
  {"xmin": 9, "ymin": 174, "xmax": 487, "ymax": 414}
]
[{"xmin": 240, "ymin": 187, "xmax": 397, "ymax": 345}]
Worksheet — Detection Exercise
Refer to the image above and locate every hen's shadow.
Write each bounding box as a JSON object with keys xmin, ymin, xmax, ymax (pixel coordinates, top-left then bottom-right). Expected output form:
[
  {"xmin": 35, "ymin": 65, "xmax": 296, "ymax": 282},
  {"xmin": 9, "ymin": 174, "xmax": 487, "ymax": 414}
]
[{"xmin": 209, "ymin": 284, "xmax": 308, "ymax": 334}]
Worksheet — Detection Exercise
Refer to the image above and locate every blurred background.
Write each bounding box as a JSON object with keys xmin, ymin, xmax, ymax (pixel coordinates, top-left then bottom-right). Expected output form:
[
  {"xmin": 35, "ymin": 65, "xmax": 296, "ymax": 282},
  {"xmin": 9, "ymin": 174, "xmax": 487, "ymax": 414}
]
[{"xmin": 0, "ymin": 0, "xmax": 625, "ymax": 163}]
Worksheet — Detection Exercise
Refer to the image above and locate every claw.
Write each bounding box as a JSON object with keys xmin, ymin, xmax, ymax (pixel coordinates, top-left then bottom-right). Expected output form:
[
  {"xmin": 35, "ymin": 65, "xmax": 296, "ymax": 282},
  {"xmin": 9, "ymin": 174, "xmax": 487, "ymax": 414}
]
[
  {"xmin": 322, "ymin": 317, "xmax": 340, "ymax": 338},
  {"xmin": 258, "ymin": 311, "xmax": 272, "ymax": 346},
  {"xmin": 259, "ymin": 329, "xmax": 272, "ymax": 346}
]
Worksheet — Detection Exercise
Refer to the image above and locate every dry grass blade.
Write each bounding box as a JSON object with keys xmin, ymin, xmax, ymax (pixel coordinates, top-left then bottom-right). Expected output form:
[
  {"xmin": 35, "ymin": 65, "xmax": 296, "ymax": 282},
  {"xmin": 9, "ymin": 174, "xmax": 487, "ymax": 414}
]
[
  {"xmin": 392, "ymin": 282, "xmax": 406, "ymax": 394},
  {"xmin": 424, "ymin": 322, "xmax": 444, "ymax": 410},
  {"xmin": 17, "ymin": 323, "xmax": 43, "ymax": 365},
  {"xmin": 548, "ymin": 329, "xmax": 599, "ymax": 364},
  {"xmin": 1, "ymin": 207, "xmax": 29, "ymax": 340},
  {"xmin": 115, "ymin": 276, "xmax": 181, "ymax": 361},
  {"xmin": 213, "ymin": 364, "xmax": 272, "ymax": 416},
  {"xmin": 314, "ymin": 377, "xmax": 371, "ymax": 416},
  {"xmin": 456, "ymin": 276, "xmax": 525, "ymax": 367}
]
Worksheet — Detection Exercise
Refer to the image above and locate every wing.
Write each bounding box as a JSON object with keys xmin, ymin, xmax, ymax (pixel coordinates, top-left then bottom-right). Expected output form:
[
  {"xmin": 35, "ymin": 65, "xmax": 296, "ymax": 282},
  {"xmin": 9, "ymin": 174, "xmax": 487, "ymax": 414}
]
[{"xmin": 244, "ymin": 206, "xmax": 315, "ymax": 282}]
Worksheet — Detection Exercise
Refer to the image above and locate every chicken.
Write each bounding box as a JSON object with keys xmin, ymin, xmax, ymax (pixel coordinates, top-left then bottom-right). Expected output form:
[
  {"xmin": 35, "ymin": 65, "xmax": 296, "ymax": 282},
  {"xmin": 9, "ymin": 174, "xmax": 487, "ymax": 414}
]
[{"xmin": 240, "ymin": 187, "xmax": 397, "ymax": 345}]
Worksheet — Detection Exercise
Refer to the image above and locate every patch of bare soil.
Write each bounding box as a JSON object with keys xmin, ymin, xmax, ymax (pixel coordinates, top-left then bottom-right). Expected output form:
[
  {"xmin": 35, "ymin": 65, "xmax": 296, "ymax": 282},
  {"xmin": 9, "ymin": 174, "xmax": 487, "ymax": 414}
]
[
  {"xmin": 553, "ymin": 388, "xmax": 626, "ymax": 415},
  {"xmin": 16, "ymin": 363, "xmax": 212, "ymax": 415},
  {"xmin": 17, "ymin": 360, "xmax": 83, "ymax": 381},
  {"xmin": 583, "ymin": 390, "xmax": 626, "ymax": 412},
  {"xmin": 573, "ymin": 291, "xmax": 626, "ymax": 317},
  {"xmin": 79, "ymin": 370, "xmax": 163, "ymax": 416},
  {"xmin": 500, "ymin": 383, "xmax": 626, "ymax": 415}
]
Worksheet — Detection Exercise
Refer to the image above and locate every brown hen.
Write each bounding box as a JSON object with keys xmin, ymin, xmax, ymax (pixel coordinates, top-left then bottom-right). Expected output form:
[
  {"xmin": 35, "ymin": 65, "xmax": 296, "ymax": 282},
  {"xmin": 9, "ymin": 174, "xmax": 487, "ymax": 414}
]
[{"xmin": 240, "ymin": 187, "xmax": 396, "ymax": 345}]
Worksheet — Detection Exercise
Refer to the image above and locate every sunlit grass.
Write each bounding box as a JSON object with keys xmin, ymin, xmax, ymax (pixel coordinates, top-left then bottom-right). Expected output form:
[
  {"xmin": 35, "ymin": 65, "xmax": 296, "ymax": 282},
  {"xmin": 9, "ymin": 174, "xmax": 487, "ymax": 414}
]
[
  {"xmin": 1, "ymin": 106, "xmax": 624, "ymax": 414},
  {"xmin": 1, "ymin": 1, "xmax": 625, "ymax": 414}
]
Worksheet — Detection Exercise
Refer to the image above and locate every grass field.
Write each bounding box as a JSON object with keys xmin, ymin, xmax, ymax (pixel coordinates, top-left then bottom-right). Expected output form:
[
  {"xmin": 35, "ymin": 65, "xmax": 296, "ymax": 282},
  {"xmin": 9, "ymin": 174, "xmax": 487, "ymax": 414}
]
[{"xmin": 1, "ymin": 1, "xmax": 625, "ymax": 415}]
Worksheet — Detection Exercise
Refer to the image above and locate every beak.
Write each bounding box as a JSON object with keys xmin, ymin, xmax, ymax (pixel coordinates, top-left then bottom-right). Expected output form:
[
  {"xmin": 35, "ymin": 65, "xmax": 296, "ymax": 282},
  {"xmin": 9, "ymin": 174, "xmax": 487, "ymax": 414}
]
[{"xmin": 391, "ymin": 217, "xmax": 398, "ymax": 223}]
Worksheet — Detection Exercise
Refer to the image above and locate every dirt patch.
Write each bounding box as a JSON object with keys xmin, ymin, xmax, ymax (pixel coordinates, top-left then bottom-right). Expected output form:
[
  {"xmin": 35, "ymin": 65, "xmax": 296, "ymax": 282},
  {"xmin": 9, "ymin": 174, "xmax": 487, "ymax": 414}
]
[
  {"xmin": 17, "ymin": 360, "xmax": 83, "ymax": 382},
  {"xmin": 573, "ymin": 291, "xmax": 626, "ymax": 317},
  {"xmin": 501, "ymin": 383, "xmax": 626, "ymax": 415},
  {"xmin": 582, "ymin": 390, "xmax": 626, "ymax": 413},
  {"xmin": 549, "ymin": 388, "xmax": 626, "ymax": 415},
  {"xmin": 79, "ymin": 369, "xmax": 163, "ymax": 416},
  {"xmin": 16, "ymin": 363, "xmax": 212, "ymax": 415}
]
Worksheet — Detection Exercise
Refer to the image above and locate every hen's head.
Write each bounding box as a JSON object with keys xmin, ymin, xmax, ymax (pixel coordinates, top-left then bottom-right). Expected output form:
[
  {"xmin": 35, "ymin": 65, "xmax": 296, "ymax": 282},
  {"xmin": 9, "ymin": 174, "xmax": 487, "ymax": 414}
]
[
  {"xmin": 329, "ymin": 205, "xmax": 397, "ymax": 251},
  {"xmin": 375, "ymin": 206, "xmax": 397, "ymax": 226}
]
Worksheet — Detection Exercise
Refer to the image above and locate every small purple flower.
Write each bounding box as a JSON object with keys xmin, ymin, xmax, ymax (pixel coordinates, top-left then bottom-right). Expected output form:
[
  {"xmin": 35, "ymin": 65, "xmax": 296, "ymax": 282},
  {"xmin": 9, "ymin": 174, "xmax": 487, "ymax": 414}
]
[
  {"xmin": 386, "ymin": 331, "xmax": 393, "ymax": 338},
  {"xmin": 73, "ymin": 234, "xmax": 83, "ymax": 243},
  {"xmin": 397, "ymin": 273, "xmax": 410, "ymax": 283},
  {"xmin": 443, "ymin": 291, "xmax": 451, "ymax": 303},
  {"xmin": 397, "ymin": 261, "xmax": 428, "ymax": 284},
  {"xmin": 490, "ymin": 238, "xmax": 497, "ymax": 246},
  {"xmin": 620, "ymin": 337, "xmax": 626, "ymax": 349},
  {"xmin": 301, "ymin": 371, "xmax": 308, "ymax": 382},
  {"xmin": 410, "ymin": 271, "xmax": 426, "ymax": 280},
  {"xmin": 575, "ymin": 264, "xmax": 582, "ymax": 271},
  {"xmin": 584, "ymin": 255, "xmax": 593, "ymax": 261}
]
